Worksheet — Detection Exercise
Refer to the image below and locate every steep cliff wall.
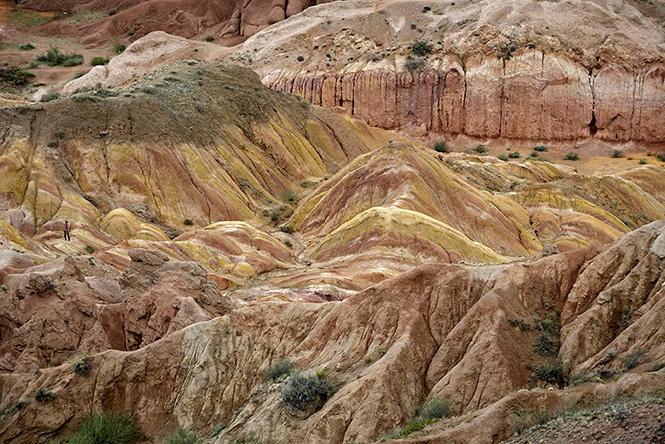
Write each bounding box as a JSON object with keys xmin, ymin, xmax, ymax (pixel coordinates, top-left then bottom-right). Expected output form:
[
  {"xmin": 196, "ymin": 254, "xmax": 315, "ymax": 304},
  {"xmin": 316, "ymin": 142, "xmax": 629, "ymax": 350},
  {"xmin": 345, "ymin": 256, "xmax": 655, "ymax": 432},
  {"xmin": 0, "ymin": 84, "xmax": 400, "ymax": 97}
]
[
  {"xmin": 232, "ymin": 0, "xmax": 665, "ymax": 143},
  {"xmin": 265, "ymin": 54, "xmax": 665, "ymax": 143}
]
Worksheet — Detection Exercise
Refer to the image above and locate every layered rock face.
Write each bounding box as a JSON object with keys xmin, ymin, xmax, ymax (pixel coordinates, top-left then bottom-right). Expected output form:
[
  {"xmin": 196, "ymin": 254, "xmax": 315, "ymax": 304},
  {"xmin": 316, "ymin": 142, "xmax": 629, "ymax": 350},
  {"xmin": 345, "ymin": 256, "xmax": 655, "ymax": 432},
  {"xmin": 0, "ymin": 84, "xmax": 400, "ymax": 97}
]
[
  {"xmin": 1, "ymin": 221, "xmax": 664, "ymax": 443},
  {"xmin": 0, "ymin": 249, "xmax": 230, "ymax": 373},
  {"xmin": 267, "ymin": 56, "xmax": 665, "ymax": 142},
  {"xmin": 0, "ymin": 60, "xmax": 393, "ymax": 258},
  {"xmin": 232, "ymin": 0, "xmax": 665, "ymax": 143}
]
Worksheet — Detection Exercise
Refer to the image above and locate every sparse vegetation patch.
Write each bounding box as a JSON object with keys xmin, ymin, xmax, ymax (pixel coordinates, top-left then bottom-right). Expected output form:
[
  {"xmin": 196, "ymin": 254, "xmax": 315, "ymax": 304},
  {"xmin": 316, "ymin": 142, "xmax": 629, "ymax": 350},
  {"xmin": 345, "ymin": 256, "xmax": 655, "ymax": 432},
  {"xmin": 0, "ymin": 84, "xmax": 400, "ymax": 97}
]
[
  {"xmin": 64, "ymin": 412, "xmax": 135, "ymax": 444},
  {"xmin": 280, "ymin": 372, "xmax": 341, "ymax": 412}
]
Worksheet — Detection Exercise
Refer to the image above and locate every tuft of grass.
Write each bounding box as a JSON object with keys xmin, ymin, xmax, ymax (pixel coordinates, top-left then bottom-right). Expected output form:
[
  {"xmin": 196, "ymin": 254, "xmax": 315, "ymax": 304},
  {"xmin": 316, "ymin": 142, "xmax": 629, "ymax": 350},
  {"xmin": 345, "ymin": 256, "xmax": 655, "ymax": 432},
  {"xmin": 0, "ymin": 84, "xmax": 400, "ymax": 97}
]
[
  {"xmin": 508, "ymin": 151, "xmax": 521, "ymax": 158},
  {"xmin": 418, "ymin": 395, "xmax": 452, "ymax": 421},
  {"xmin": 34, "ymin": 387, "xmax": 56, "ymax": 402},
  {"xmin": 622, "ymin": 349, "xmax": 645, "ymax": 370},
  {"xmin": 474, "ymin": 144, "xmax": 488, "ymax": 154},
  {"xmin": 497, "ymin": 154, "xmax": 508, "ymax": 161},
  {"xmin": 612, "ymin": 149, "xmax": 623, "ymax": 158},
  {"xmin": 65, "ymin": 412, "xmax": 135, "ymax": 444},
  {"xmin": 40, "ymin": 92, "xmax": 60, "ymax": 102},
  {"xmin": 280, "ymin": 225, "xmax": 294, "ymax": 234},
  {"xmin": 564, "ymin": 152, "xmax": 579, "ymax": 161},
  {"xmin": 568, "ymin": 369, "xmax": 591, "ymax": 386},
  {"xmin": 210, "ymin": 423, "xmax": 225, "ymax": 438},
  {"xmin": 7, "ymin": 9, "xmax": 51, "ymax": 27},
  {"xmin": 264, "ymin": 357, "xmax": 295, "ymax": 382},
  {"xmin": 19, "ymin": 43, "xmax": 35, "ymax": 51},
  {"xmin": 280, "ymin": 372, "xmax": 341, "ymax": 412},
  {"xmin": 165, "ymin": 429, "xmax": 202, "ymax": 444},
  {"xmin": 281, "ymin": 190, "xmax": 299, "ymax": 203},
  {"xmin": 533, "ymin": 144, "xmax": 548, "ymax": 152},
  {"xmin": 183, "ymin": 218, "xmax": 193, "ymax": 226}
]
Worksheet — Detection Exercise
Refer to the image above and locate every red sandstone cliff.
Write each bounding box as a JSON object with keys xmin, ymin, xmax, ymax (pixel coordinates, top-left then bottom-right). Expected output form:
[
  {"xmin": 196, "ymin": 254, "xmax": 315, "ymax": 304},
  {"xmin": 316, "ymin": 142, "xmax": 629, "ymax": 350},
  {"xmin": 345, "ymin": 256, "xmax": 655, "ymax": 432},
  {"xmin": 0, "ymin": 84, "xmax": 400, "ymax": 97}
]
[{"xmin": 230, "ymin": 0, "xmax": 665, "ymax": 143}]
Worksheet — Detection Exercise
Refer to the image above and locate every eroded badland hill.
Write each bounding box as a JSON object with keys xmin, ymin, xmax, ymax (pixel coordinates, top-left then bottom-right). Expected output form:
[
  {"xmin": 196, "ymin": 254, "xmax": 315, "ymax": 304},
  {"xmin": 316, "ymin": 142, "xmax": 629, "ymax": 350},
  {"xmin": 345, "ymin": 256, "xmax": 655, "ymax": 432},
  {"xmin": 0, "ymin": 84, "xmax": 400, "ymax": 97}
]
[{"xmin": 0, "ymin": 0, "xmax": 665, "ymax": 443}]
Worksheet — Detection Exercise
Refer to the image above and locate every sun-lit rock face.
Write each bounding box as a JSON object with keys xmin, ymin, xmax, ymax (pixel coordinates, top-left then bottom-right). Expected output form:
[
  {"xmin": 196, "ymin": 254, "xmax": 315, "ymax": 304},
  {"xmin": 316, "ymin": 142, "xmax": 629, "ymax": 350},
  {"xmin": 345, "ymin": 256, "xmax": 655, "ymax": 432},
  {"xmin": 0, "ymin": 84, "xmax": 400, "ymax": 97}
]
[
  {"xmin": 0, "ymin": 60, "xmax": 393, "ymax": 258},
  {"xmin": 1, "ymin": 221, "xmax": 665, "ymax": 444},
  {"xmin": 289, "ymin": 143, "xmax": 665, "ymax": 267},
  {"xmin": 229, "ymin": 0, "xmax": 665, "ymax": 143}
]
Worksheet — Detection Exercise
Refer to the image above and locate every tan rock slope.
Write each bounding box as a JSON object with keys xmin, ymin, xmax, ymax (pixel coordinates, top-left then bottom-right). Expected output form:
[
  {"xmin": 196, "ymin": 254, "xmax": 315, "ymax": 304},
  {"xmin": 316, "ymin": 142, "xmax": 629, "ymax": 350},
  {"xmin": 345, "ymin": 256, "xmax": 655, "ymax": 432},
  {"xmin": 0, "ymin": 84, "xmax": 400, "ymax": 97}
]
[
  {"xmin": 230, "ymin": 0, "xmax": 665, "ymax": 144},
  {"xmin": 1, "ymin": 220, "xmax": 664, "ymax": 443}
]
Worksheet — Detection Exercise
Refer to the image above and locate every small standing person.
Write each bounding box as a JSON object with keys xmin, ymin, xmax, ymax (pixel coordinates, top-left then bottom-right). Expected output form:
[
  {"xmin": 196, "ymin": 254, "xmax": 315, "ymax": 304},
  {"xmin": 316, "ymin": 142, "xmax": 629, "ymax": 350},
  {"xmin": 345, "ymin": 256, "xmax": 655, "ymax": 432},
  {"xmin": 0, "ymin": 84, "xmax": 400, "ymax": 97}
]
[{"xmin": 64, "ymin": 220, "xmax": 71, "ymax": 241}]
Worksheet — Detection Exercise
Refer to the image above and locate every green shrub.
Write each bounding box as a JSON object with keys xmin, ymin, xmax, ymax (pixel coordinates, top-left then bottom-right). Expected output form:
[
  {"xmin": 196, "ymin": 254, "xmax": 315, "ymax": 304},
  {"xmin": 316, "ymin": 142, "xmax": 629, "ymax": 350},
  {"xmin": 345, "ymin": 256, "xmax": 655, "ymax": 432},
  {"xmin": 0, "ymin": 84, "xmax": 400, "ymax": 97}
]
[
  {"xmin": 658, "ymin": 153, "xmax": 665, "ymax": 162},
  {"xmin": 34, "ymin": 387, "xmax": 56, "ymax": 402},
  {"xmin": 533, "ymin": 144, "xmax": 548, "ymax": 152},
  {"xmin": 297, "ymin": 55, "xmax": 304, "ymax": 62},
  {"xmin": 165, "ymin": 429, "xmax": 201, "ymax": 444},
  {"xmin": 433, "ymin": 141, "xmax": 448, "ymax": 153},
  {"xmin": 19, "ymin": 43, "xmax": 35, "ymax": 51},
  {"xmin": 65, "ymin": 412, "xmax": 135, "ymax": 444},
  {"xmin": 418, "ymin": 395, "xmax": 452, "ymax": 420},
  {"xmin": 623, "ymin": 349, "xmax": 645, "ymax": 370},
  {"xmin": 204, "ymin": 35, "xmax": 214, "ymax": 42},
  {"xmin": 264, "ymin": 357, "xmax": 295, "ymax": 382},
  {"xmin": 530, "ymin": 359, "xmax": 566, "ymax": 388},
  {"xmin": 280, "ymin": 372, "xmax": 340, "ymax": 412},
  {"xmin": 280, "ymin": 225, "xmax": 294, "ymax": 234},
  {"xmin": 508, "ymin": 151, "xmax": 521, "ymax": 158},
  {"xmin": 534, "ymin": 331, "xmax": 555, "ymax": 356},
  {"xmin": 535, "ymin": 313, "xmax": 559, "ymax": 336},
  {"xmin": 85, "ymin": 245, "xmax": 95, "ymax": 254},
  {"xmin": 72, "ymin": 357, "xmax": 91, "ymax": 376},
  {"xmin": 612, "ymin": 149, "xmax": 623, "ymax": 158},
  {"xmin": 508, "ymin": 317, "xmax": 531, "ymax": 331},
  {"xmin": 639, "ymin": 158, "xmax": 647, "ymax": 165},
  {"xmin": 63, "ymin": 54, "xmax": 84, "ymax": 67},
  {"xmin": 36, "ymin": 46, "xmax": 76, "ymax": 66},
  {"xmin": 108, "ymin": 8, "xmax": 118, "ymax": 15},
  {"xmin": 90, "ymin": 56, "xmax": 109, "ymax": 66},
  {"xmin": 2, "ymin": 399, "xmax": 26, "ymax": 417},
  {"xmin": 564, "ymin": 152, "xmax": 579, "ymax": 160},
  {"xmin": 0, "ymin": 66, "xmax": 35, "ymax": 86},
  {"xmin": 412, "ymin": 40, "xmax": 432, "ymax": 57},
  {"xmin": 183, "ymin": 218, "xmax": 193, "ymax": 226},
  {"xmin": 405, "ymin": 56, "xmax": 425, "ymax": 71},
  {"xmin": 113, "ymin": 38, "xmax": 126, "ymax": 54},
  {"xmin": 474, "ymin": 144, "xmax": 488, "ymax": 154},
  {"xmin": 497, "ymin": 154, "xmax": 508, "ymax": 161}
]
